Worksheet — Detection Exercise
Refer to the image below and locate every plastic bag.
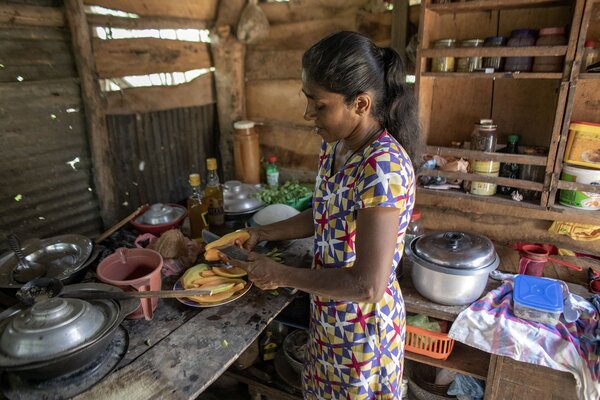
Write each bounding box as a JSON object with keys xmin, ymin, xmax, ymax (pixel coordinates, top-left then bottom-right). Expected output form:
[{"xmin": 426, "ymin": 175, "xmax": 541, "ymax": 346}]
[
  {"xmin": 406, "ymin": 314, "xmax": 442, "ymax": 332},
  {"xmin": 237, "ymin": 0, "xmax": 270, "ymax": 45},
  {"xmin": 447, "ymin": 374, "xmax": 485, "ymax": 399}
]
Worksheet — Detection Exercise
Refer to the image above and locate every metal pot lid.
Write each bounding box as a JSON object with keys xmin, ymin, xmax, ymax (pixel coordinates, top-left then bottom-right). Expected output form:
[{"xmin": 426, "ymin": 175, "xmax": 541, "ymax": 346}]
[
  {"xmin": 412, "ymin": 231, "xmax": 496, "ymax": 269},
  {"xmin": 223, "ymin": 181, "xmax": 264, "ymax": 214},
  {"xmin": 140, "ymin": 203, "xmax": 183, "ymax": 225},
  {"xmin": 0, "ymin": 297, "xmax": 120, "ymax": 367}
]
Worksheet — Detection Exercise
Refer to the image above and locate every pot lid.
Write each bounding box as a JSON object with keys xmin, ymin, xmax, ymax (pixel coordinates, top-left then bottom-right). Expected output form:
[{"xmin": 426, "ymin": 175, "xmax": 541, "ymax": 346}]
[
  {"xmin": 413, "ymin": 231, "xmax": 496, "ymax": 269},
  {"xmin": 223, "ymin": 181, "xmax": 264, "ymax": 214},
  {"xmin": 141, "ymin": 203, "xmax": 183, "ymax": 225},
  {"xmin": 0, "ymin": 297, "xmax": 120, "ymax": 366}
]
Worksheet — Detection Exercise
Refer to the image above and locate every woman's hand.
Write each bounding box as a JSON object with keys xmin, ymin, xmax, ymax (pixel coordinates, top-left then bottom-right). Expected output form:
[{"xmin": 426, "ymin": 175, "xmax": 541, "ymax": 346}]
[
  {"xmin": 237, "ymin": 227, "xmax": 263, "ymax": 251},
  {"xmin": 225, "ymin": 252, "xmax": 283, "ymax": 291}
]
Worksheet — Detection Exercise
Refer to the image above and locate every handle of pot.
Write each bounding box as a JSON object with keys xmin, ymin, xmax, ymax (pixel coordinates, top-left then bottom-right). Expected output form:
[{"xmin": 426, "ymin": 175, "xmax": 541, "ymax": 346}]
[
  {"xmin": 546, "ymin": 257, "xmax": 583, "ymax": 271},
  {"xmin": 118, "ymin": 248, "xmax": 128, "ymax": 264},
  {"xmin": 138, "ymin": 284, "xmax": 154, "ymax": 320}
]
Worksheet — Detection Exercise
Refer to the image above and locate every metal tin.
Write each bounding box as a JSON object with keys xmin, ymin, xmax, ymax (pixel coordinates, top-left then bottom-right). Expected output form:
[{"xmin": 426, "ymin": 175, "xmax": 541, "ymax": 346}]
[
  {"xmin": 483, "ymin": 36, "xmax": 507, "ymax": 71},
  {"xmin": 457, "ymin": 39, "xmax": 484, "ymax": 72},
  {"xmin": 431, "ymin": 39, "xmax": 456, "ymax": 72}
]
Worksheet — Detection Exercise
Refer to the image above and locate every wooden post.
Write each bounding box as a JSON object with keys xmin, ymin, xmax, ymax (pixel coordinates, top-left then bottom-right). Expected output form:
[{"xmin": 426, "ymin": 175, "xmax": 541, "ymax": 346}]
[
  {"xmin": 64, "ymin": 0, "xmax": 118, "ymax": 226},
  {"xmin": 391, "ymin": 0, "xmax": 408, "ymax": 61},
  {"xmin": 211, "ymin": 0, "xmax": 247, "ymax": 181}
]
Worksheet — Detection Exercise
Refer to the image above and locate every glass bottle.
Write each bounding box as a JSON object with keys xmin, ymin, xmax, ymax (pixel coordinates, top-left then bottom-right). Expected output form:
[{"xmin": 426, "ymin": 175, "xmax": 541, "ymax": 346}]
[
  {"xmin": 187, "ymin": 173, "xmax": 209, "ymax": 239},
  {"xmin": 265, "ymin": 155, "xmax": 279, "ymax": 186},
  {"xmin": 205, "ymin": 158, "xmax": 225, "ymax": 227},
  {"xmin": 470, "ymin": 119, "xmax": 500, "ymax": 196},
  {"xmin": 497, "ymin": 134, "xmax": 520, "ymax": 195}
]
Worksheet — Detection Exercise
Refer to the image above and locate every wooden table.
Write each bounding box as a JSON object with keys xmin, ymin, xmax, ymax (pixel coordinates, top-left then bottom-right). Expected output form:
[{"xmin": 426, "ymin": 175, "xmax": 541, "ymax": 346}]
[{"xmin": 74, "ymin": 238, "xmax": 313, "ymax": 400}]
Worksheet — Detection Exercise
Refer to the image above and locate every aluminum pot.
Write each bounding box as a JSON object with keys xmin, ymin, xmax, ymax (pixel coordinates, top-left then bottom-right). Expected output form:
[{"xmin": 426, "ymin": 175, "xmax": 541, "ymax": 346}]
[{"xmin": 405, "ymin": 231, "xmax": 499, "ymax": 306}]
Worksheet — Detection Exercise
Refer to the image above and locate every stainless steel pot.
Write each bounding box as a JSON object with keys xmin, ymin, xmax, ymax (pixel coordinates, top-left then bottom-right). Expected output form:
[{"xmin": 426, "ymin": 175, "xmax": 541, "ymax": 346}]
[{"xmin": 405, "ymin": 231, "xmax": 499, "ymax": 306}]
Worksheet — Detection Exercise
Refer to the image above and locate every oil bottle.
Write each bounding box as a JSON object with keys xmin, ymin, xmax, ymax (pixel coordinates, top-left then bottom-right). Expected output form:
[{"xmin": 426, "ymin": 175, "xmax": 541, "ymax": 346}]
[
  {"xmin": 187, "ymin": 173, "xmax": 208, "ymax": 239},
  {"xmin": 205, "ymin": 158, "xmax": 225, "ymax": 227}
]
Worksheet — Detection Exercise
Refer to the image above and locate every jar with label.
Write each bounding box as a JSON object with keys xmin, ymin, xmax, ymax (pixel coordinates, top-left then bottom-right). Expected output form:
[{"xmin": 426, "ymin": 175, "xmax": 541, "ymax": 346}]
[
  {"xmin": 457, "ymin": 39, "xmax": 484, "ymax": 72},
  {"xmin": 532, "ymin": 27, "xmax": 567, "ymax": 72},
  {"xmin": 431, "ymin": 39, "xmax": 456, "ymax": 72},
  {"xmin": 582, "ymin": 40, "xmax": 598, "ymax": 73},
  {"xmin": 483, "ymin": 36, "xmax": 507, "ymax": 71},
  {"xmin": 504, "ymin": 29, "xmax": 538, "ymax": 72},
  {"xmin": 233, "ymin": 120, "xmax": 261, "ymax": 184},
  {"xmin": 470, "ymin": 120, "xmax": 500, "ymax": 196}
]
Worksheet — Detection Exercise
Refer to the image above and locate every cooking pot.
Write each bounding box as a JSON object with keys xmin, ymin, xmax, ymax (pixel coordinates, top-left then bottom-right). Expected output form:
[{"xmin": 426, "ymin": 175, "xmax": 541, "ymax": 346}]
[
  {"xmin": 0, "ymin": 295, "xmax": 126, "ymax": 380},
  {"xmin": 405, "ymin": 231, "xmax": 499, "ymax": 306}
]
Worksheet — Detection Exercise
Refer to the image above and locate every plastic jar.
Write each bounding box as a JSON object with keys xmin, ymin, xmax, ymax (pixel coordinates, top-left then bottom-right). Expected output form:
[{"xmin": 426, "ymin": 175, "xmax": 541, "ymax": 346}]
[
  {"xmin": 431, "ymin": 39, "xmax": 456, "ymax": 72},
  {"xmin": 532, "ymin": 27, "xmax": 567, "ymax": 72},
  {"xmin": 581, "ymin": 40, "xmax": 598, "ymax": 73},
  {"xmin": 482, "ymin": 36, "xmax": 507, "ymax": 71},
  {"xmin": 504, "ymin": 29, "xmax": 538, "ymax": 72},
  {"xmin": 457, "ymin": 39, "xmax": 484, "ymax": 72},
  {"xmin": 233, "ymin": 120, "xmax": 261, "ymax": 184}
]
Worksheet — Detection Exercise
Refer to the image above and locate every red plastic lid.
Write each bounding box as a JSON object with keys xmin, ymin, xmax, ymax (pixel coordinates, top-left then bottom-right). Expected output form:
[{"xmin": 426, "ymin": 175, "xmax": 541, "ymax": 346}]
[
  {"xmin": 267, "ymin": 155, "xmax": 277, "ymax": 163},
  {"xmin": 410, "ymin": 209, "xmax": 421, "ymax": 222},
  {"xmin": 584, "ymin": 40, "xmax": 596, "ymax": 48},
  {"xmin": 539, "ymin": 27, "xmax": 565, "ymax": 36}
]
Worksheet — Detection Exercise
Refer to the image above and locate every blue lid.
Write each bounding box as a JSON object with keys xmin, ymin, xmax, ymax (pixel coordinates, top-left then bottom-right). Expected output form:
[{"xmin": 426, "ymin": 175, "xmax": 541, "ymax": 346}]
[{"xmin": 514, "ymin": 275, "xmax": 563, "ymax": 313}]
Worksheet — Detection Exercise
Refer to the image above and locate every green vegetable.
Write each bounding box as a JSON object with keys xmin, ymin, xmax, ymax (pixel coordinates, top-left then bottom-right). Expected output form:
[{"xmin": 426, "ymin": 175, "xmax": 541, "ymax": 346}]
[{"xmin": 254, "ymin": 182, "xmax": 312, "ymax": 205}]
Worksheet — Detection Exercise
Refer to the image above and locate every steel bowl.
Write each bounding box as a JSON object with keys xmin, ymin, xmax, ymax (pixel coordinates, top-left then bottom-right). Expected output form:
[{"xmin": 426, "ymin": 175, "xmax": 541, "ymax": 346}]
[{"xmin": 406, "ymin": 231, "xmax": 499, "ymax": 306}]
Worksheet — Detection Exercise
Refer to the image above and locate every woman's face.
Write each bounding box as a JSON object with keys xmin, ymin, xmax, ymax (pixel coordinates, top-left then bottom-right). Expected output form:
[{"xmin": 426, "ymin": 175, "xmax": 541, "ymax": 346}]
[{"xmin": 301, "ymin": 71, "xmax": 360, "ymax": 143}]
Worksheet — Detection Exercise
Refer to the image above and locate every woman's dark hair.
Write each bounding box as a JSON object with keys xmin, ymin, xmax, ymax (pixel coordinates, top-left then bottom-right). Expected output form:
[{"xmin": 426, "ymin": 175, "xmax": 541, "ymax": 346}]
[{"xmin": 302, "ymin": 31, "xmax": 422, "ymax": 166}]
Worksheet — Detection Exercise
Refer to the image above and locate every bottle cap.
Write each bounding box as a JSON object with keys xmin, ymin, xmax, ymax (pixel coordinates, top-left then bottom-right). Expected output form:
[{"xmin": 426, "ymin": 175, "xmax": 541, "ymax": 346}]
[
  {"xmin": 479, "ymin": 118, "xmax": 494, "ymax": 125},
  {"xmin": 410, "ymin": 209, "xmax": 421, "ymax": 222},
  {"xmin": 584, "ymin": 40, "xmax": 596, "ymax": 48},
  {"xmin": 206, "ymin": 158, "xmax": 217, "ymax": 170},
  {"xmin": 507, "ymin": 134, "xmax": 520, "ymax": 143},
  {"xmin": 267, "ymin": 155, "xmax": 277, "ymax": 163},
  {"xmin": 189, "ymin": 173, "xmax": 201, "ymax": 186},
  {"xmin": 233, "ymin": 120, "xmax": 255, "ymax": 130}
]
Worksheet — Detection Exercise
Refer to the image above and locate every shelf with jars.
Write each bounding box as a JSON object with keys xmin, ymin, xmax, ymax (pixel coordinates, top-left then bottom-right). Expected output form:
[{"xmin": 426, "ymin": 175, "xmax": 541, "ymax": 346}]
[{"xmin": 413, "ymin": 0, "xmax": 600, "ymax": 223}]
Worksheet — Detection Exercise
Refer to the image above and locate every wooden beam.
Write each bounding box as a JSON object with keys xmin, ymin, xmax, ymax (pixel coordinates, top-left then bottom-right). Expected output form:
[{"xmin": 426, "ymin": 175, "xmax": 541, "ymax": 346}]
[
  {"xmin": 64, "ymin": 0, "xmax": 118, "ymax": 226},
  {"xmin": 259, "ymin": 2, "xmax": 357, "ymax": 24},
  {"xmin": 0, "ymin": 3, "xmax": 65, "ymax": 27},
  {"xmin": 83, "ymin": 0, "xmax": 218, "ymax": 20},
  {"xmin": 105, "ymin": 73, "xmax": 215, "ymax": 115},
  {"xmin": 391, "ymin": 0, "xmax": 408, "ymax": 60},
  {"xmin": 246, "ymin": 49, "xmax": 303, "ymax": 81},
  {"xmin": 87, "ymin": 14, "xmax": 211, "ymax": 30},
  {"xmin": 93, "ymin": 38, "xmax": 212, "ymax": 78}
]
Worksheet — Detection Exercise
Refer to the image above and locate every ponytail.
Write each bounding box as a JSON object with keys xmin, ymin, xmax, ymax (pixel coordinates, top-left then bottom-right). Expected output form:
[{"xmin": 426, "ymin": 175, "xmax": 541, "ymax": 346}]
[{"xmin": 379, "ymin": 47, "xmax": 423, "ymax": 167}]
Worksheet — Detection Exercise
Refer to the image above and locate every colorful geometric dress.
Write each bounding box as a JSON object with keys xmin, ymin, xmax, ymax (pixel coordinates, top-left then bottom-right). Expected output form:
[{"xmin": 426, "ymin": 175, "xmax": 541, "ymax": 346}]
[{"xmin": 302, "ymin": 130, "xmax": 416, "ymax": 400}]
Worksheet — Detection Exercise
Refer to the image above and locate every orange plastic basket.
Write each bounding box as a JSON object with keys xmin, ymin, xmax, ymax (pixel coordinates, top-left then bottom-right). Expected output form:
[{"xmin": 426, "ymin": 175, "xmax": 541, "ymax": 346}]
[{"xmin": 405, "ymin": 325, "xmax": 455, "ymax": 360}]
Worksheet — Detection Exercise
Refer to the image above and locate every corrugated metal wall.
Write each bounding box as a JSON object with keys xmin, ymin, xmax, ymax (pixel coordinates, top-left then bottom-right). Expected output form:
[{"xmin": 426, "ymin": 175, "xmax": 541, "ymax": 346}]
[
  {"xmin": 106, "ymin": 105, "xmax": 219, "ymax": 216},
  {"xmin": 0, "ymin": 1, "xmax": 103, "ymax": 251}
]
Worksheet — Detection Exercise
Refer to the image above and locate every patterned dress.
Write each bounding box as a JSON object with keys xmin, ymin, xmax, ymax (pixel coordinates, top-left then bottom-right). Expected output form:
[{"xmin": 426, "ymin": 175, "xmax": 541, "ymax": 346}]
[{"xmin": 302, "ymin": 130, "xmax": 415, "ymax": 400}]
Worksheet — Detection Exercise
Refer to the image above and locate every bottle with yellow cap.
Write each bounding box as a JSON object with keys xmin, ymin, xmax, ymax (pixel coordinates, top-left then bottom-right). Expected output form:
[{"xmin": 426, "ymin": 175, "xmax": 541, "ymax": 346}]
[
  {"xmin": 205, "ymin": 158, "xmax": 225, "ymax": 227},
  {"xmin": 187, "ymin": 173, "xmax": 208, "ymax": 239}
]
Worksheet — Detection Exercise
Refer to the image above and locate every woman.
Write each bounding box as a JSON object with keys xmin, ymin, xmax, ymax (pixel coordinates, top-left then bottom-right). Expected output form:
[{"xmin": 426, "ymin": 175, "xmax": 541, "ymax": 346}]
[{"xmin": 228, "ymin": 31, "xmax": 419, "ymax": 399}]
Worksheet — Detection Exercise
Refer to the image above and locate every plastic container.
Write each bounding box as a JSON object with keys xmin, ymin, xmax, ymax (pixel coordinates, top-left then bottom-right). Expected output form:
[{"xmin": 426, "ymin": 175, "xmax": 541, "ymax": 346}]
[
  {"xmin": 532, "ymin": 27, "xmax": 567, "ymax": 72},
  {"xmin": 504, "ymin": 29, "xmax": 538, "ymax": 72},
  {"xmin": 233, "ymin": 120, "xmax": 261, "ymax": 184},
  {"xmin": 559, "ymin": 164, "xmax": 600, "ymax": 210},
  {"xmin": 457, "ymin": 39, "xmax": 484, "ymax": 72},
  {"xmin": 431, "ymin": 39, "xmax": 456, "ymax": 72},
  {"xmin": 564, "ymin": 121, "xmax": 600, "ymax": 169},
  {"xmin": 405, "ymin": 325, "xmax": 455, "ymax": 360},
  {"xmin": 582, "ymin": 40, "xmax": 599, "ymax": 73},
  {"xmin": 513, "ymin": 275, "xmax": 563, "ymax": 325},
  {"xmin": 483, "ymin": 36, "xmax": 507, "ymax": 71}
]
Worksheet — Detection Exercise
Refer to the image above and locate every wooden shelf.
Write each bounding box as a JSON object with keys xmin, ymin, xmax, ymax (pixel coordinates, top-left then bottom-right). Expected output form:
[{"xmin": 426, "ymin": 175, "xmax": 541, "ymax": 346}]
[
  {"xmin": 419, "ymin": 169, "xmax": 545, "ymax": 191},
  {"xmin": 557, "ymin": 179, "xmax": 600, "ymax": 194},
  {"xmin": 422, "ymin": 72, "xmax": 563, "ymax": 80},
  {"xmin": 428, "ymin": 0, "xmax": 569, "ymax": 13},
  {"xmin": 405, "ymin": 342, "xmax": 491, "ymax": 381},
  {"xmin": 421, "ymin": 46, "xmax": 567, "ymax": 58},
  {"xmin": 426, "ymin": 145, "xmax": 548, "ymax": 165},
  {"xmin": 579, "ymin": 73, "xmax": 600, "ymax": 80}
]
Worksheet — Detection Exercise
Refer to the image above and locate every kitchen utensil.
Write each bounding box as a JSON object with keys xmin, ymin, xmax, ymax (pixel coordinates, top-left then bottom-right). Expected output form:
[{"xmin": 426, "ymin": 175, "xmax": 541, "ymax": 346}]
[
  {"xmin": 129, "ymin": 203, "xmax": 187, "ymax": 235},
  {"xmin": 8, "ymin": 234, "xmax": 46, "ymax": 283},
  {"xmin": 14, "ymin": 277, "xmax": 213, "ymax": 306},
  {"xmin": 96, "ymin": 247, "xmax": 163, "ymax": 320},
  {"xmin": 406, "ymin": 231, "xmax": 499, "ymax": 306},
  {"xmin": 95, "ymin": 204, "xmax": 147, "ymax": 244},
  {"xmin": 518, "ymin": 244, "xmax": 582, "ymax": 277},
  {"xmin": 283, "ymin": 329, "xmax": 308, "ymax": 375},
  {"xmin": 223, "ymin": 180, "xmax": 264, "ymax": 215}
]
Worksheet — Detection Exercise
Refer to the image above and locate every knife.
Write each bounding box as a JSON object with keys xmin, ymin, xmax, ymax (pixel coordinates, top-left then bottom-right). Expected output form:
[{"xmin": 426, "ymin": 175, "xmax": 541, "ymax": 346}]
[{"xmin": 202, "ymin": 230, "xmax": 251, "ymax": 264}]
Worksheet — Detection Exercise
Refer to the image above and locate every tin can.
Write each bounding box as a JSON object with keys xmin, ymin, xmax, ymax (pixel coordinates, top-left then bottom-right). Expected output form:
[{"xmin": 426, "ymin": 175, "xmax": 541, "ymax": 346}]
[
  {"xmin": 470, "ymin": 161, "xmax": 500, "ymax": 196},
  {"xmin": 431, "ymin": 39, "xmax": 456, "ymax": 72},
  {"xmin": 483, "ymin": 36, "xmax": 507, "ymax": 71},
  {"xmin": 457, "ymin": 39, "xmax": 484, "ymax": 72}
]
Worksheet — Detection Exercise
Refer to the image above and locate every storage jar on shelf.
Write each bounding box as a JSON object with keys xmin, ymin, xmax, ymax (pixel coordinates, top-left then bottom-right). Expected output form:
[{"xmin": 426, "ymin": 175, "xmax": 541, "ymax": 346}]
[
  {"xmin": 457, "ymin": 39, "xmax": 484, "ymax": 72},
  {"xmin": 482, "ymin": 36, "xmax": 507, "ymax": 71},
  {"xmin": 431, "ymin": 39, "xmax": 456, "ymax": 72},
  {"xmin": 470, "ymin": 119, "xmax": 499, "ymax": 196},
  {"xmin": 582, "ymin": 40, "xmax": 599, "ymax": 73},
  {"xmin": 504, "ymin": 29, "xmax": 538, "ymax": 72},
  {"xmin": 559, "ymin": 165, "xmax": 600, "ymax": 210},
  {"xmin": 532, "ymin": 27, "xmax": 567, "ymax": 72}
]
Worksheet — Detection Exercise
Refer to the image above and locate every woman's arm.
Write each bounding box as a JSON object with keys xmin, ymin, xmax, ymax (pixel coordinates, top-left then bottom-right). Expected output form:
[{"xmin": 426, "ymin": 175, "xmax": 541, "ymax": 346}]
[
  {"xmin": 249, "ymin": 207, "xmax": 314, "ymax": 243},
  {"xmin": 235, "ymin": 206, "xmax": 400, "ymax": 303}
]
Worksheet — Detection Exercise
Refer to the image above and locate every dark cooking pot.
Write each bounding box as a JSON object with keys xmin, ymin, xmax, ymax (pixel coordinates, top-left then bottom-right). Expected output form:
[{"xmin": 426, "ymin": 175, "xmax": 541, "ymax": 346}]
[{"xmin": 0, "ymin": 295, "xmax": 127, "ymax": 380}]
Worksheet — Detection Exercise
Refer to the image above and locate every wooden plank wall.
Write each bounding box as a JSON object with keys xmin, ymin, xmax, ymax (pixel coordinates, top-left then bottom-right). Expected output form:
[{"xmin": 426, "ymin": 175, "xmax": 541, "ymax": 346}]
[
  {"xmin": 0, "ymin": 0, "xmax": 103, "ymax": 250},
  {"xmin": 81, "ymin": 0, "xmax": 220, "ymax": 218},
  {"xmin": 245, "ymin": 0, "xmax": 393, "ymax": 182}
]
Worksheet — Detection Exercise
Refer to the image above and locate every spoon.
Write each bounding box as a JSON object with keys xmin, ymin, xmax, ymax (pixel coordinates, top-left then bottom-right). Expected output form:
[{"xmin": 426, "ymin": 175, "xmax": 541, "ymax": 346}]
[
  {"xmin": 15, "ymin": 277, "xmax": 214, "ymax": 306},
  {"xmin": 8, "ymin": 234, "xmax": 46, "ymax": 283}
]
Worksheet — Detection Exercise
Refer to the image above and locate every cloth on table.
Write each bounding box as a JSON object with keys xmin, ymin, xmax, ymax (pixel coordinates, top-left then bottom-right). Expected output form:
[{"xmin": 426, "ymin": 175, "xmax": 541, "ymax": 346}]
[{"xmin": 449, "ymin": 279, "xmax": 600, "ymax": 400}]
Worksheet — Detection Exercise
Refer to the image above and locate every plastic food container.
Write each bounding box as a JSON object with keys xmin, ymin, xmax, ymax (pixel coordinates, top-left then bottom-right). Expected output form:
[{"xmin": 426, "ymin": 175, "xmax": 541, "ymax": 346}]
[
  {"xmin": 513, "ymin": 275, "xmax": 563, "ymax": 325},
  {"xmin": 559, "ymin": 164, "xmax": 600, "ymax": 210},
  {"xmin": 564, "ymin": 121, "xmax": 600, "ymax": 169}
]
